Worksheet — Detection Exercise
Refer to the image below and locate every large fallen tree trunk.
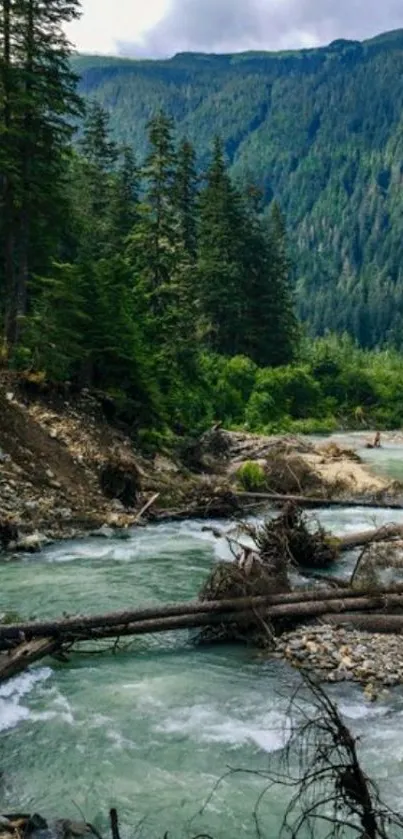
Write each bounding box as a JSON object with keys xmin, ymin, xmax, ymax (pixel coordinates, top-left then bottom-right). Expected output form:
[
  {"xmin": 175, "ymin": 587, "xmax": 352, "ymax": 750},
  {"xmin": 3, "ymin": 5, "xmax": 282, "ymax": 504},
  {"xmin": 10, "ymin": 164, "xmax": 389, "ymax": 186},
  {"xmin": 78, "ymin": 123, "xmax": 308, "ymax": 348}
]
[
  {"xmin": 235, "ymin": 491, "xmax": 403, "ymax": 510},
  {"xmin": 3, "ymin": 583, "xmax": 403, "ymax": 643},
  {"xmin": 48, "ymin": 593, "xmax": 403, "ymax": 643},
  {"xmin": 2, "ymin": 590, "xmax": 403, "ymax": 647}
]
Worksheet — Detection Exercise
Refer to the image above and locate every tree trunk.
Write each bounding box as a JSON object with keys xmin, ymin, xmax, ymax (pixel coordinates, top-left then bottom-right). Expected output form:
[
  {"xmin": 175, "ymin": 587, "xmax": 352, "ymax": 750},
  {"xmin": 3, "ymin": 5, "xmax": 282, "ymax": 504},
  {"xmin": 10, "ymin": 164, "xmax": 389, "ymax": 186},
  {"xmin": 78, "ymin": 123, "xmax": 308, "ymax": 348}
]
[
  {"xmin": 2, "ymin": 587, "xmax": 403, "ymax": 644},
  {"xmin": 235, "ymin": 491, "xmax": 403, "ymax": 510},
  {"xmin": 321, "ymin": 613, "xmax": 403, "ymax": 633},
  {"xmin": 1, "ymin": 0, "xmax": 16, "ymax": 347},
  {"xmin": 12, "ymin": 0, "xmax": 35, "ymax": 344},
  {"xmin": 338, "ymin": 525, "xmax": 403, "ymax": 552}
]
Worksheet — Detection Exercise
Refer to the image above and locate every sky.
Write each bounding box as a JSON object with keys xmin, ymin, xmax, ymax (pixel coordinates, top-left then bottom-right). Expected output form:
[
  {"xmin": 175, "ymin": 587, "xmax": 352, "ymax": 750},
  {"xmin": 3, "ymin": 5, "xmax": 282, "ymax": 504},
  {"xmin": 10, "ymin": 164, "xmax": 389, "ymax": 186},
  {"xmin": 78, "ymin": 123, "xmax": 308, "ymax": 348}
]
[{"xmin": 66, "ymin": 0, "xmax": 403, "ymax": 58}]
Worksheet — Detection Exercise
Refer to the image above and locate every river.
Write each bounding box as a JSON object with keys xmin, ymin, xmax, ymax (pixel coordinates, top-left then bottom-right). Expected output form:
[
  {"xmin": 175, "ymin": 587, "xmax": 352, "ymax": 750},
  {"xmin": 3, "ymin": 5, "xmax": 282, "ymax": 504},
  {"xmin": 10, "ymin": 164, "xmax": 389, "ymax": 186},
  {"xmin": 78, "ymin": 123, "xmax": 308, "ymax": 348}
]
[{"xmin": 2, "ymin": 444, "xmax": 403, "ymax": 837}]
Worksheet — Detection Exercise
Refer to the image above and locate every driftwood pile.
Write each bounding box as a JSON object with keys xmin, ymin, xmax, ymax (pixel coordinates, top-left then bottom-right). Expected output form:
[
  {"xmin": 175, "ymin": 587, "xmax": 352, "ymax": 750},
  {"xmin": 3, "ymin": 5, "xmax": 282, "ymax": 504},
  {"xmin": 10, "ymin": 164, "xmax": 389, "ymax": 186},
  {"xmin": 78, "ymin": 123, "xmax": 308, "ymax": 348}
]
[{"xmin": 3, "ymin": 506, "xmax": 403, "ymax": 683}]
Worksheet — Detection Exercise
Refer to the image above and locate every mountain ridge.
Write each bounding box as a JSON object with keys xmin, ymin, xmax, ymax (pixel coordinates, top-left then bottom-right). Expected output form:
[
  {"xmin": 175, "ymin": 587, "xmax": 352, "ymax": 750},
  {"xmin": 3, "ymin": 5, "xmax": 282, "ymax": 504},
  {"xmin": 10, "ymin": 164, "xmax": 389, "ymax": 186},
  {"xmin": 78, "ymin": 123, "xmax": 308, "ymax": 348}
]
[{"xmin": 71, "ymin": 29, "xmax": 403, "ymax": 348}]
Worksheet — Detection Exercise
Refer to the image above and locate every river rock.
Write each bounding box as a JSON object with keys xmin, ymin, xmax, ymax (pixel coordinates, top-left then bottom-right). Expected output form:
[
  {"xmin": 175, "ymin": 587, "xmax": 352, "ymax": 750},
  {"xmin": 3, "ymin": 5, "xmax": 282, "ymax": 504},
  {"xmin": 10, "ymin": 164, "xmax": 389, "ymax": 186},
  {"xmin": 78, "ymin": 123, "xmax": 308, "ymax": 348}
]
[
  {"xmin": 90, "ymin": 524, "xmax": 115, "ymax": 539},
  {"xmin": 13, "ymin": 532, "xmax": 50, "ymax": 552},
  {"xmin": 275, "ymin": 623, "xmax": 403, "ymax": 696}
]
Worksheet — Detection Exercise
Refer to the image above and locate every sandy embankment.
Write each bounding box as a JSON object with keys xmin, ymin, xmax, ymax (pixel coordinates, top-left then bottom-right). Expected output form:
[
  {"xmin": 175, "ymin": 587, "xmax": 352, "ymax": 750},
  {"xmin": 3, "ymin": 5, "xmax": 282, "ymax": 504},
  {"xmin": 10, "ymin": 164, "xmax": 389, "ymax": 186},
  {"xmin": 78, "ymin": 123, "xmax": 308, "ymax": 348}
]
[
  {"xmin": 225, "ymin": 430, "xmax": 393, "ymax": 496},
  {"xmin": 302, "ymin": 448, "xmax": 389, "ymax": 495}
]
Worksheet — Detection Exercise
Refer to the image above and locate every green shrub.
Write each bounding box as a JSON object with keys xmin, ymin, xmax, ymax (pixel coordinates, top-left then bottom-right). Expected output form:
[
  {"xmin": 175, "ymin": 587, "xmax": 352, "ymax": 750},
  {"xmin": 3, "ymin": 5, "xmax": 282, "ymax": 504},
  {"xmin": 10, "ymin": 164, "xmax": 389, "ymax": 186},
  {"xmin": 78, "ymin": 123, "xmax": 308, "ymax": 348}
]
[
  {"xmin": 236, "ymin": 461, "xmax": 267, "ymax": 491},
  {"xmin": 245, "ymin": 364, "xmax": 323, "ymax": 430}
]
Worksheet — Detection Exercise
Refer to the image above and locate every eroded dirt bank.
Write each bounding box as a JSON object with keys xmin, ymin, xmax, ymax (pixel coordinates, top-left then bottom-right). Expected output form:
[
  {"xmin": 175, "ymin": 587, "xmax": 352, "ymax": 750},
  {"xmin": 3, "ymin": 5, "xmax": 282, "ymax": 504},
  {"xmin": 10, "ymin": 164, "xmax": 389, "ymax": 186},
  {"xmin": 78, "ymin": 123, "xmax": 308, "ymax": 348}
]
[{"xmin": 0, "ymin": 374, "xmax": 398, "ymax": 551}]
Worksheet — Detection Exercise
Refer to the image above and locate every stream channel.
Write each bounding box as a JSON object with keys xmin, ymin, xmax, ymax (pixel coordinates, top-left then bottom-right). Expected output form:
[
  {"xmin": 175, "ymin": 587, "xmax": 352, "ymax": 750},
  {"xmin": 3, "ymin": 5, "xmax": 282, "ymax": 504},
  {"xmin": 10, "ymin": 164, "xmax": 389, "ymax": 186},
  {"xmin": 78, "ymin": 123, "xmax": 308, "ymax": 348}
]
[{"xmin": 2, "ymin": 441, "xmax": 403, "ymax": 837}]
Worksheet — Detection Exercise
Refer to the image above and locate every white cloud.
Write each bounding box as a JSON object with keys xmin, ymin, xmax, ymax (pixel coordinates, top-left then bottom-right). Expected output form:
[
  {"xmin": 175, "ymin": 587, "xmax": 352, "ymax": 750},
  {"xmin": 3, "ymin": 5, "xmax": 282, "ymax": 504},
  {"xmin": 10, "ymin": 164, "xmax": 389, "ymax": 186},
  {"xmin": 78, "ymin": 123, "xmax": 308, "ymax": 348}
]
[
  {"xmin": 68, "ymin": 0, "xmax": 403, "ymax": 57},
  {"xmin": 66, "ymin": 0, "xmax": 169, "ymax": 55}
]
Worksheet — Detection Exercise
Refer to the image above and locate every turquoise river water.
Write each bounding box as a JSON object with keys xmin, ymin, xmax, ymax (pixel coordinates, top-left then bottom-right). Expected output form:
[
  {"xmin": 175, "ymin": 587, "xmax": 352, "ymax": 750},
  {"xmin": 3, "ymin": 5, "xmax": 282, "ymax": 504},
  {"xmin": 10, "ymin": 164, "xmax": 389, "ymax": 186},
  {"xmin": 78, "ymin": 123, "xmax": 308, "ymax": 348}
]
[{"xmin": 2, "ymin": 442, "xmax": 403, "ymax": 837}]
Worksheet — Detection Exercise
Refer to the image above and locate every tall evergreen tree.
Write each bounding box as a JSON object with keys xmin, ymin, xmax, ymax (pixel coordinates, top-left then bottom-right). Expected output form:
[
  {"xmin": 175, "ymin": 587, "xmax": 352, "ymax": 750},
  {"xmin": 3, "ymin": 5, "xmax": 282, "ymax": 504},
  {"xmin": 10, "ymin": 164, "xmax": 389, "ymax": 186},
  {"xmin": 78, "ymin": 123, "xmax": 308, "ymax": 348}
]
[
  {"xmin": 236, "ymin": 195, "xmax": 298, "ymax": 366},
  {"xmin": 0, "ymin": 0, "xmax": 82, "ymax": 346},
  {"xmin": 265, "ymin": 202, "xmax": 299, "ymax": 364},
  {"xmin": 108, "ymin": 146, "xmax": 139, "ymax": 250},
  {"xmin": 140, "ymin": 110, "xmax": 177, "ymax": 292},
  {"xmin": 197, "ymin": 136, "xmax": 247, "ymax": 356},
  {"xmin": 173, "ymin": 139, "xmax": 198, "ymax": 259}
]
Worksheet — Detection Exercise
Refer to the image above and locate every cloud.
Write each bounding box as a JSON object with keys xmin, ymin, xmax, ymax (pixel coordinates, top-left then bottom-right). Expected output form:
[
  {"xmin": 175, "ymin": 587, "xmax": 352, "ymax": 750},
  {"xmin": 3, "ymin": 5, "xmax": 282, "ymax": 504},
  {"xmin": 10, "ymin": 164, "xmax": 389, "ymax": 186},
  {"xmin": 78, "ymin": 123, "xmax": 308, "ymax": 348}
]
[{"xmin": 119, "ymin": 0, "xmax": 403, "ymax": 58}]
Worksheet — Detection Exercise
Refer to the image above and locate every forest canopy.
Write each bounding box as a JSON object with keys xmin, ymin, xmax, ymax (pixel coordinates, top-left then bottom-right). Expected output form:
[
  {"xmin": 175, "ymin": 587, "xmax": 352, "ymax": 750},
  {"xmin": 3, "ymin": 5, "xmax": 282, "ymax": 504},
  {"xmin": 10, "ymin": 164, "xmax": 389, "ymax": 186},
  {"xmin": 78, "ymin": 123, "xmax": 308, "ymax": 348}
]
[{"xmin": 1, "ymin": 3, "xmax": 403, "ymax": 441}]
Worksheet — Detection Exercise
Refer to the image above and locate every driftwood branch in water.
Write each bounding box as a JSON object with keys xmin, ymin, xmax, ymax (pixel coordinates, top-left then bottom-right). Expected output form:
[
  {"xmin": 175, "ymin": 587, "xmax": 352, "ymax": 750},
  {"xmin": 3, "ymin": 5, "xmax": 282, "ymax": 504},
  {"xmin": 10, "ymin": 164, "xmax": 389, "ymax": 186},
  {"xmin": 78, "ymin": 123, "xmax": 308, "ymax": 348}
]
[
  {"xmin": 134, "ymin": 492, "xmax": 160, "ymax": 523},
  {"xmin": 235, "ymin": 491, "xmax": 403, "ymax": 510},
  {"xmin": 338, "ymin": 524, "xmax": 403, "ymax": 552},
  {"xmin": 0, "ymin": 638, "xmax": 58, "ymax": 681}
]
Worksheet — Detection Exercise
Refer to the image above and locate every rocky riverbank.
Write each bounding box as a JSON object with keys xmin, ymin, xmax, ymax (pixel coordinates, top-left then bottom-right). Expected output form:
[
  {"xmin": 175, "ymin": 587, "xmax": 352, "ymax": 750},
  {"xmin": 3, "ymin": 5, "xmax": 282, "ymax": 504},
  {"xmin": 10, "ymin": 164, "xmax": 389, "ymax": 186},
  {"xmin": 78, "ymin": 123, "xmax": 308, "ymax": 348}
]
[
  {"xmin": 0, "ymin": 373, "xmax": 398, "ymax": 553},
  {"xmin": 274, "ymin": 624, "xmax": 403, "ymax": 698}
]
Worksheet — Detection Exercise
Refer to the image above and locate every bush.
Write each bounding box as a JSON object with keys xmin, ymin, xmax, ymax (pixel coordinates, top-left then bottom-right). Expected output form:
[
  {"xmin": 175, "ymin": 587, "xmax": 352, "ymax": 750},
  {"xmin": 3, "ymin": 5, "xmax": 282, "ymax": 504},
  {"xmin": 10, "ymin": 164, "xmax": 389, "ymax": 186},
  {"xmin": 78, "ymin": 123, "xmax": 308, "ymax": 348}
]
[
  {"xmin": 236, "ymin": 461, "xmax": 267, "ymax": 491},
  {"xmin": 245, "ymin": 365, "xmax": 323, "ymax": 430}
]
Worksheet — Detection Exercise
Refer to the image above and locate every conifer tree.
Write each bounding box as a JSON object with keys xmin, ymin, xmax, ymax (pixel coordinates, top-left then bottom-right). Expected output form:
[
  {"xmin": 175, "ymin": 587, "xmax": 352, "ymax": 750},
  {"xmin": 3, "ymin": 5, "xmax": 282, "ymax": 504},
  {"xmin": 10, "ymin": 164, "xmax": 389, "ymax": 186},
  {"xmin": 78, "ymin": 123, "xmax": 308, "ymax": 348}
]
[
  {"xmin": 233, "ymin": 193, "xmax": 298, "ymax": 366},
  {"xmin": 0, "ymin": 0, "xmax": 82, "ymax": 346},
  {"xmin": 108, "ymin": 146, "xmax": 139, "ymax": 250},
  {"xmin": 140, "ymin": 110, "xmax": 177, "ymax": 291},
  {"xmin": 197, "ymin": 136, "xmax": 247, "ymax": 356},
  {"xmin": 173, "ymin": 139, "xmax": 198, "ymax": 259},
  {"xmin": 265, "ymin": 201, "xmax": 299, "ymax": 365}
]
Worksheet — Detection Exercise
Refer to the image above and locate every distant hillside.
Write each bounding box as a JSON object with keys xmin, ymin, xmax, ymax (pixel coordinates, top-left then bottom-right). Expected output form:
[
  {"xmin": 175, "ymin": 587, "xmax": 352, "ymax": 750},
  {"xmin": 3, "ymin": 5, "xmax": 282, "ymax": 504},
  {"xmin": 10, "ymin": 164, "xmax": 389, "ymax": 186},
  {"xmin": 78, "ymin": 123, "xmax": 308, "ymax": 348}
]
[{"xmin": 72, "ymin": 30, "xmax": 403, "ymax": 348}]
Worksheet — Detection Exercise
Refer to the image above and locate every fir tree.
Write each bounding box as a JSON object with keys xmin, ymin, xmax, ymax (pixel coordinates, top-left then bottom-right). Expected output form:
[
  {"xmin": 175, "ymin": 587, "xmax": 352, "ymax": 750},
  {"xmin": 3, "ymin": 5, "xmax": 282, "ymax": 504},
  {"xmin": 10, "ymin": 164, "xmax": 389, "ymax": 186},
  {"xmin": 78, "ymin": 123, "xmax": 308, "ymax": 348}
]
[
  {"xmin": 197, "ymin": 137, "xmax": 247, "ymax": 356},
  {"xmin": 141, "ymin": 110, "xmax": 177, "ymax": 291},
  {"xmin": 108, "ymin": 146, "xmax": 140, "ymax": 250},
  {"xmin": 173, "ymin": 138, "xmax": 198, "ymax": 259},
  {"xmin": 1, "ymin": 0, "xmax": 82, "ymax": 346}
]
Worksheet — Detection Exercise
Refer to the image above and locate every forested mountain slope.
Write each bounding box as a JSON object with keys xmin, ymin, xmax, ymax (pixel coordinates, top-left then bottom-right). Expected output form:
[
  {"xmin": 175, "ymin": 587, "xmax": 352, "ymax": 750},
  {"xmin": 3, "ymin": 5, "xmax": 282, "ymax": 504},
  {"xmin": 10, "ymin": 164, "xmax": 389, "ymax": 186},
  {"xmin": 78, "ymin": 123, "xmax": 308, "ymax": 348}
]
[{"xmin": 72, "ymin": 31, "xmax": 403, "ymax": 348}]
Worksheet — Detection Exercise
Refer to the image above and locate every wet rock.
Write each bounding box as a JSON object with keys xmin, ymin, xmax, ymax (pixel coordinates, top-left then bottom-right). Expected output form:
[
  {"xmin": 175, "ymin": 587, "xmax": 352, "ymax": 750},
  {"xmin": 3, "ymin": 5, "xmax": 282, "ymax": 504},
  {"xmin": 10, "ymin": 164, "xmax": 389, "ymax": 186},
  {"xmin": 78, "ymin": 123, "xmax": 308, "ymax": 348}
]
[
  {"xmin": 0, "ymin": 519, "xmax": 19, "ymax": 550},
  {"xmin": 91, "ymin": 525, "xmax": 112, "ymax": 538},
  {"xmin": 14, "ymin": 532, "xmax": 50, "ymax": 553},
  {"xmin": 275, "ymin": 624, "xmax": 403, "ymax": 696},
  {"xmin": 56, "ymin": 820, "xmax": 92, "ymax": 839}
]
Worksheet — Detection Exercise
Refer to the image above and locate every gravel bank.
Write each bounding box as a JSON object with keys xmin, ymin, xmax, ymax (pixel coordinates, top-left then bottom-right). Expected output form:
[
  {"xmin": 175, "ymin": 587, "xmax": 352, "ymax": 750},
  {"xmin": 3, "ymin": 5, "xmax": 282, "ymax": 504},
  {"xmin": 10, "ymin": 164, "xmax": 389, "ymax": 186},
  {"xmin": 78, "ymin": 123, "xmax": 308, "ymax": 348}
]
[{"xmin": 274, "ymin": 624, "xmax": 403, "ymax": 699}]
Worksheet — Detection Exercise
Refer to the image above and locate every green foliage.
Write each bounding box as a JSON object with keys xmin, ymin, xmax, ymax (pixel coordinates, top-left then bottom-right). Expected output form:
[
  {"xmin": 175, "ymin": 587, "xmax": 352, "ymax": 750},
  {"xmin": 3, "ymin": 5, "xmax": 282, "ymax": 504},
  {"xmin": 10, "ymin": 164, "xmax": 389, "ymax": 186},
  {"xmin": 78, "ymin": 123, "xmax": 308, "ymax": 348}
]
[
  {"xmin": 0, "ymin": 0, "xmax": 82, "ymax": 345},
  {"xmin": 236, "ymin": 461, "xmax": 267, "ymax": 492},
  {"xmin": 72, "ymin": 32, "xmax": 403, "ymax": 349},
  {"xmin": 245, "ymin": 365, "xmax": 323, "ymax": 429},
  {"xmin": 5, "ymin": 23, "xmax": 403, "ymax": 444}
]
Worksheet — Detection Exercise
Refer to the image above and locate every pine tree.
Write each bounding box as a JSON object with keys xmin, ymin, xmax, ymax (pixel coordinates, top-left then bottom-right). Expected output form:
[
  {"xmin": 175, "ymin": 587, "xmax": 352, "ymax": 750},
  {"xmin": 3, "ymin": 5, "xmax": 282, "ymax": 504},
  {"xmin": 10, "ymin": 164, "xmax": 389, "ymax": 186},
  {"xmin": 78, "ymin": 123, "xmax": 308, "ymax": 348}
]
[
  {"xmin": 234, "ymin": 193, "xmax": 298, "ymax": 366},
  {"xmin": 126, "ymin": 113, "xmax": 199, "ymax": 408},
  {"xmin": 173, "ymin": 138, "xmax": 198, "ymax": 259},
  {"xmin": 265, "ymin": 202, "xmax": 299, "ymax": 365},
  {"xmin": 77, "ymin": 101, "xmax": 118, "ymax": 256},
  {"xmin": 197, "ymin": 136, "xmax": 247, "ymax": 356},
  {"xmin": 79, "ymin": 100, "xmax": 117, "ymax": 171},
  {"xmin": 108, "ymin": 146, "xmax": 140, "ymax": 250},
  {"xmin": 140, "ymin": 110, "xmax": 177, "ymax": 291},
  {"xmin": 0, "ymin": 0, "xmax": 82, "ymax": 347}
]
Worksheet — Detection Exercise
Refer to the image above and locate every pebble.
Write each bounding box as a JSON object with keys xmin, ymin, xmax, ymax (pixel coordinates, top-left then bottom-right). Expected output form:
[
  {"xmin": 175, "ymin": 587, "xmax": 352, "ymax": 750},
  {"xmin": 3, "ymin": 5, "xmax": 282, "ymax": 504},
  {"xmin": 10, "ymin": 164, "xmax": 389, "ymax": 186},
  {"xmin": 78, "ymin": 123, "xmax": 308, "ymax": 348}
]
[{"xmin": 275, "ymin": 624, "xmax": 403, "ymax": 696}]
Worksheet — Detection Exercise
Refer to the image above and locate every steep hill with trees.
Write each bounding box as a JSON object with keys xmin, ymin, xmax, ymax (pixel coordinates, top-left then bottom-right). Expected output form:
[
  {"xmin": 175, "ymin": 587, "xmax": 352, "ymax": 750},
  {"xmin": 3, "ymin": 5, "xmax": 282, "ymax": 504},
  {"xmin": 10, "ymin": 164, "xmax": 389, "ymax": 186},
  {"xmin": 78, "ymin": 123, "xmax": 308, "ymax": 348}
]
[{"xmin": 72, "ymin": 31, "xmax": 403, "ymax": 348}]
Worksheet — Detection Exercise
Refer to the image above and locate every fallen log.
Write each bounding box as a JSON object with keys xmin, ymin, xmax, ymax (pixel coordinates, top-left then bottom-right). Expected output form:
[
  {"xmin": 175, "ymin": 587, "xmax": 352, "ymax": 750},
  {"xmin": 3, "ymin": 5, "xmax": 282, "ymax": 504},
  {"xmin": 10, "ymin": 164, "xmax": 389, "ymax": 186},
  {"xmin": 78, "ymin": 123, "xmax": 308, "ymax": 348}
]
[
  {"xmin": 338, "ymin": 525, "xmax": 403, "ymax": 553},
  {"xmin": 54, "ymin": 593, "xmax": 403, "ymax": 643},
  {"xmin": 4, "ymin": 584, "xmax": 403, "ymax": 643},
  {"xmin": 235, "ymin": 491, "xmax": 403, "ymax": 510},
  {"xmin": 321, "ymin": 613, "xmax": 403, "ymax": 633},
  {"xmin": 3, "ymin": 592, "xmax": 403, "ymax": 648},
  {"xmin": 0, "ymin": 638, "xmax": 59, "ymax": 682}
]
